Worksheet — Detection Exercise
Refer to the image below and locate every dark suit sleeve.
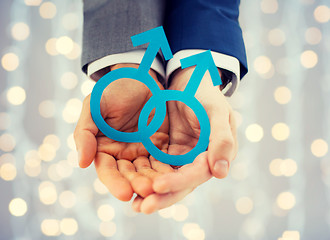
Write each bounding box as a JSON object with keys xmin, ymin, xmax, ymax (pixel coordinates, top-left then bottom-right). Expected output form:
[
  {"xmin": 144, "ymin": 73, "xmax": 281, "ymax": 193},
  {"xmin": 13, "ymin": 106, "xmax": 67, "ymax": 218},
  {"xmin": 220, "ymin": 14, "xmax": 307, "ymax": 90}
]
[
  {"xmin": 164, "ymin": 0, "xmax": 248, "ymax": 79},
  {"xmin": 81, "ymin": 0, "xmax": 165, "ymax": 74}
]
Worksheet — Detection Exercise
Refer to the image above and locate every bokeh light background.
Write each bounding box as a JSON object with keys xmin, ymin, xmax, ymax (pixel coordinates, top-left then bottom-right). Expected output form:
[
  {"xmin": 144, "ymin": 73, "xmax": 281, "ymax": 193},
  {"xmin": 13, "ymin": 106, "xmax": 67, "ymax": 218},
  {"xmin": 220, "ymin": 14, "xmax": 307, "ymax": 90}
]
[{"xmin": 0, "ymin": 0, "xmax": 329, "ymax": 239}]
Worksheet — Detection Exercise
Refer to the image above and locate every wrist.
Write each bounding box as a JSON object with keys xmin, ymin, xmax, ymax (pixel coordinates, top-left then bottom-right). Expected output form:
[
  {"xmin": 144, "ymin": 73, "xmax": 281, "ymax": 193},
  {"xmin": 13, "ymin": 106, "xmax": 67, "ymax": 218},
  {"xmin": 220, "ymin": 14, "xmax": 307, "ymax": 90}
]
[{"xmin": 169, "ymin": 67, "xmax": 223, "ymax": 91}]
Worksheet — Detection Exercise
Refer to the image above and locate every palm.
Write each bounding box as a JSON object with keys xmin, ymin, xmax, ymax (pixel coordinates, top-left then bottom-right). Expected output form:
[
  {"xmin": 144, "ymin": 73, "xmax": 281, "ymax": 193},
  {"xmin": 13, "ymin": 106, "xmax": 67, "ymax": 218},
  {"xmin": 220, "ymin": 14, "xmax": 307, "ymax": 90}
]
[
  {"xmin": 89, "ymin": 67, "xmax": 175, "ymax": 202},
  {"xmin": 96, "ymin": 77, "xmax": 167, "ymax": 161},
  {"xmin": 167, "ymin": 100, "xmax": 200, "ymax": 156}
]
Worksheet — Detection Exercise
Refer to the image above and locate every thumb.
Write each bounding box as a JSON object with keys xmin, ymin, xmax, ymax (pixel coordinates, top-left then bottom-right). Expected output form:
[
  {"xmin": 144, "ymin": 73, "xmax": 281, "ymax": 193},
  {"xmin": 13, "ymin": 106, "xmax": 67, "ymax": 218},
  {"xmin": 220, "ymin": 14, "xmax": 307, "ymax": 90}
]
[
  {"xmin": 74, "ymin": 95, "xmax": 99, "ymax": 168},
  {"xmin": 207, "ymin": 109, "xmax": 235, "ymax": 179}
]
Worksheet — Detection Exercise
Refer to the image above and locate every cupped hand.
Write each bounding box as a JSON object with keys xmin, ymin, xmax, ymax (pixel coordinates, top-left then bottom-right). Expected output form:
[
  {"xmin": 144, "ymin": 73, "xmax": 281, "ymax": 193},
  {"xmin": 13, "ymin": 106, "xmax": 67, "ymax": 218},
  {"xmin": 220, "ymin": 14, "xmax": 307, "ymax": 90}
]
[
  {"xmin": 132, "ymin": 66, "xmax": 238, "ymax": 213},
  {"xmin": 74, "ymin": 63, "xmax": 170, "ymax": 201}
]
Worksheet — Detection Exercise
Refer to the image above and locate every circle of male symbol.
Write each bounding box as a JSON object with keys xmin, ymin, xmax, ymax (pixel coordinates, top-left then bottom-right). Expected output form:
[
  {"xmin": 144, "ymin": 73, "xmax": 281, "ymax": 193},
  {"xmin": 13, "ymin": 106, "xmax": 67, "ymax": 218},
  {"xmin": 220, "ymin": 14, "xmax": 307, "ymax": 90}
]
[{"xmin": 90, "ymin": 26, "xmax": 222, "ymax": 166}]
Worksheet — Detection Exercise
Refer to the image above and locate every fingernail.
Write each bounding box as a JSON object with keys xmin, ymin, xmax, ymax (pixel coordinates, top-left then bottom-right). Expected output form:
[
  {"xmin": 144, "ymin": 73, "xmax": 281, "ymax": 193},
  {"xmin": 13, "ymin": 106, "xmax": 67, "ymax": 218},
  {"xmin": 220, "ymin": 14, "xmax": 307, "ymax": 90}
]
[
  {"xmin": 214, "ymin": 160, "xmax": 229, "ymax": 177},
  {"xmin": 154, "ymin": 179, "xmax": 170, "ymax": 193}
]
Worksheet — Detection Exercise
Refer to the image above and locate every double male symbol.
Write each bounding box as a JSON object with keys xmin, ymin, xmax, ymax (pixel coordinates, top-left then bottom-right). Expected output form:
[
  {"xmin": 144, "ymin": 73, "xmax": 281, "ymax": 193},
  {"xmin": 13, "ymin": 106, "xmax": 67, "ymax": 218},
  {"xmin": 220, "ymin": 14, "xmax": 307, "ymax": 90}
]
[{"xmin": 90, "ymin": 26, "xmax": 222, "ymax": 166}]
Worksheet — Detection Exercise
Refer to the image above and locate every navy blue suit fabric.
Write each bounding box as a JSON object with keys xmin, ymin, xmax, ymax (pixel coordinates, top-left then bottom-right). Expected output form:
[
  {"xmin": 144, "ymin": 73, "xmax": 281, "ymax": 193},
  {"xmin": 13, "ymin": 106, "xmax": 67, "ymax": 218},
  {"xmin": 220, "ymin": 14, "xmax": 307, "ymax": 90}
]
[{"xmin": 164, "ymin": 0, "xmax": 248, "ymax": 79}]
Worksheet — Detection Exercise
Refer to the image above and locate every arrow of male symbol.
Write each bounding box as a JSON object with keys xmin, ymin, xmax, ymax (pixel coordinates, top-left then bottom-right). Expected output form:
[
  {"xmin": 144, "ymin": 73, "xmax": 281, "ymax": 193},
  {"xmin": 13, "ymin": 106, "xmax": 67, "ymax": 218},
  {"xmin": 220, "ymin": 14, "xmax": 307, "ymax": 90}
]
[
  {"xmin": 131, "ymin": 26, "xmax": 173, "ymax": 73},
  {"xmin": 180, "ymin": 50, "xmax": 223, "ymax": 95}
]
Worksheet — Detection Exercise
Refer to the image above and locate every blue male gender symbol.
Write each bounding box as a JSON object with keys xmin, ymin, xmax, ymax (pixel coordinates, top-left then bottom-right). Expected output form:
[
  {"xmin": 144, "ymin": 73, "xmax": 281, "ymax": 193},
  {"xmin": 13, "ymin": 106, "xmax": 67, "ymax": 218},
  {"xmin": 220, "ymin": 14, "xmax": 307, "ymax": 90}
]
[{"xmin": 90, "ymin": 26, "xmax": 222, "ymax": 166}]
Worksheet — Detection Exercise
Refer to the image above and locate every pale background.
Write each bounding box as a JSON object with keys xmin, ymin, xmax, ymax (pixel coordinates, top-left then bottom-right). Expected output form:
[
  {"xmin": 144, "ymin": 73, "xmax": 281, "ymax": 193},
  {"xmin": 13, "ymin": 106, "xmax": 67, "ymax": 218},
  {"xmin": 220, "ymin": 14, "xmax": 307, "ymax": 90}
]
[{"xmin": 0, "ymin": 0, "xmax": 329, "ymax": 239}]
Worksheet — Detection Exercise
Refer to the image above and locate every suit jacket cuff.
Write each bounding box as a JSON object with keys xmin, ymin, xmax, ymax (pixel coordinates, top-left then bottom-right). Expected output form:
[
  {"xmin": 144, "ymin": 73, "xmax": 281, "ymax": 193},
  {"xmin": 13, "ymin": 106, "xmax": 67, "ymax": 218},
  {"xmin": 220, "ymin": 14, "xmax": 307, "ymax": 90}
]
[
  {"xmin": 166, "ymin": 50, "xmax": 240, "ymax": 97},
  {"xmin": 86, "ymin": 49, "xmax": 166, "ymax": 84}
]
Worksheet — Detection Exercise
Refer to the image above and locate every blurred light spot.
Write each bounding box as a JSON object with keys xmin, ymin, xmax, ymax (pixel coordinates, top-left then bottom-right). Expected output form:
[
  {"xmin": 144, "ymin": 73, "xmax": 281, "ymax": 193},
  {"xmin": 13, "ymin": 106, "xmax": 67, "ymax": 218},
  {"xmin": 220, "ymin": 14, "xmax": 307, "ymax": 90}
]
[
  {"xmin": 67, "ymin": 150, "xmax": 79, "ymax": 168},
  {"xmin": 0, "ymin": 133, "xmax": 16, "ymax": 152},
  {"xmin": 158, "ymin": 206, "xmax": 173, "ymax": 218},
  {"xmin": 62, "ymin": 98, "xmax": 82, "ymax": 123},
  {"xmin": 60, "ymin": 72, "xmax": 78, "ymax": 89},
  {"xmin": 99, "ymin": 222, "xmax": 116, "ymax": 237},
  {"xmin": 233, "ymin": 111, "xmax": 243, "ymax": 128},
  {"xmin": 0, "ymin": 163, "xmax": 17, "ymax": 181},
  {"xmin": 182, "ymin": 223, "xmax": 205, "ymax": 240},
  {"xmin": 305, "ymin": 27, "xmax": 322, "ymax": 45},
  {"xmin": 236, "ymin": 197, "xmax": 254, "ymax": 215},
  {"xmin": 62, "ymin": 13, "xmax": 79, "ymax": 31},
  {"xmin": 260, "ymin": 0, "xmax": 278, "ymax": 14},
  {"xmin": 65, "ymin": 42, "xmax": 81, "ymax": 60},
  {"xmin": 245, "ymin": 124, "xmax": 264, "ymax": 142},
  {"xmin": 11, "ymin": 22, "xmax": 30, "ymax": 41},
  {"xmin": 300, "ymin": 50, "xmax": 318, "ymax": 68},
  {"xmin": 231, "ymin": 163, "xmax": 248, "ymax": 180},
  {"xmin": 93, "ymin": 178, "xmax": 108, "ymax": 195},
  {"xmin": 272, "ymin": 123, "xmax": 290, "ymax": 141},
  {"xmin": 0, "ymin": 112, "xmax": 10, "ymax": 130},
  {"xmin": 1, "ymin": 53, "xmax": 19, "ymax": 71},
  {"xmin": 0, "ymin": 153, "xmax": 15, "ymax": 162},
  {"xmin": 56, "ymin": 160, "xmax": 73, "ymax": 178},
  {"xmin": 39, "ymin": 181, "xmax": 57, "ymax": 205},
  {"xmin": 314, "ymin": 5, "xmax": 330, "ymax": 23},
  {"xmin": 60, "ymin": 218, "xmax": 78, "ymax": 236},
  {"xmin": 269, "ymin": 158, "xmax": 283, "ymax": 176},
  {"xmin": 39, "ymin": 100, "xmax": 55, "ymax": 118},
  {"xmin": 97, "ymin": 204, "xmax": 115, "ymax": 222},
  {"xmin": 242, "ymin": 218, "xmax": 264, "ymax": 238},
  {"xmin": 282, "ymin": 230, "xmax": 300, "ymax": 240},
  {"xmin": 38, "ymin": 143, "xmax": 56, "ymax": 162},
  {"xmin": 24, "ymin": 150, "xmax": 41, "ymax": 177},
  {"xmin": 282, "ymin": 159, "xmax": 298, "ymax": 177},
  {"xmin": 39, "ymin": 2, "xmax": 57, "ymax": 19},
  {"xmin": 172, "ymin": 204, "xmax": 189, "ymax": 222},
  {"xmin": 25, "ymin": 0, "xmax": 42, "ymax": 6},
  {"xmin": 24, "ymin": 156, "xmax": 41, "ymax": 177},
  {"xmin": 59, "ymin": 191, "xmax": 76, "ymax": 208},
  {"xmin": 47, "ymin": 164, "xmax": 61, "ymax": 182},
  {"xmin": 277, "ymin": 192, "xmax": 296, "ymax": 210},
  {"xmin": 43, "ymin": 134, "xmax": 61, "ymax": 150},
  {"xmin": 67, "ymin": 133, "xmax": 76, "ymax": 150},
  {"xmin": 268, "ymin": 28, "xmax": 286, "ymax": 46},
  {"xmin": 7, "ymin": 86, "xmax": 26, "ymax": 105},
  {"xmin": 56, "ymin": 36, "xmax": 73, "ymax": 55},
  {"xmin": 45, "ymin": 38, "xmax": 58, "ymax": 56},
  {"xmin": 9, "ymin": 198, "xmax": 27, "ymax": 216},
  {"xmin": 272, "ymin": 203, "xmax": 288, "ymax": 217},
  {"xmin": 311, "ymin": 139, "xmax": 328, "ymax": 157},
  {"xmin": 270, "ymin": 158, "xmax": 297, "ymax": 177},
  {"xmin": 81, "ymin": 80, "xmax": 95, "ymax": 96},
  {"xmin": 41, "ymin": 219, "xmax": 60, "ymax": 236},
  {"xmin": 274, "ymin": 86, "xmax": 291, "ymax": 104},
  {"xmin": 253, "ymin": 56, "xmax": 273, "ymax": 77},
  {"xmin": 25, "ymin": 150, "xmax": 39, "ymax": 161}
]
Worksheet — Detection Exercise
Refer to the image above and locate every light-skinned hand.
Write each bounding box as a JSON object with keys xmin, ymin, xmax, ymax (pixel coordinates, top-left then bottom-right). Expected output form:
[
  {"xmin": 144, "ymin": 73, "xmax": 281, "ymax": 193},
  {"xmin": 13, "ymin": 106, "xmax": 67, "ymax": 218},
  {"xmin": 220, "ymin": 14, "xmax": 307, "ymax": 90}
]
[{"xmin": 132, "ymin": 66, "xmax": 238, "ymax": 213}]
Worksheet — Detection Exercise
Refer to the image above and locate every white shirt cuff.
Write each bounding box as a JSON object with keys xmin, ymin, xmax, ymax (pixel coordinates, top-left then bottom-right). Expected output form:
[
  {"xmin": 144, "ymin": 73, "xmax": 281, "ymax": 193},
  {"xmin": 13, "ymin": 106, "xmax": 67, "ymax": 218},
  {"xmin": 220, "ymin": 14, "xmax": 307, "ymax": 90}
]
[
  {"xmin": 87, "ymin": 49, "xmax": 166, "ymax": 83},
  {"xmin": 166, "ymin": 50, "xmax": 240, "ymax": 97}
]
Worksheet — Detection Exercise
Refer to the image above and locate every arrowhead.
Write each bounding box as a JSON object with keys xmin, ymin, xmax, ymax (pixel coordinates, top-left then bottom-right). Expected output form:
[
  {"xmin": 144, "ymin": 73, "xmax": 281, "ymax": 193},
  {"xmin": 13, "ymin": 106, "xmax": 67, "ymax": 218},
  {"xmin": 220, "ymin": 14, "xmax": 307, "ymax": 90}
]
[
  {"xmin": 131, "ymin": 26, "xmax": 173, "ymax": 61},
  {"xmin": 180, "ymin": 50, "xmax": 222, "ymax": 87}
]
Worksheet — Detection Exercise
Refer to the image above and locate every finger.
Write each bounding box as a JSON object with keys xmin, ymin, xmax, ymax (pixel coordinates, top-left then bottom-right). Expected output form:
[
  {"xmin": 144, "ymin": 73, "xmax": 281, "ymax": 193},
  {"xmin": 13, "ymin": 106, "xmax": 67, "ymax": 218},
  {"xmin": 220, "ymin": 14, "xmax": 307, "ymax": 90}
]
[
  {"xmin": 140, "ymin": 188, "xmax": 193, "ymax": 214},
  {"xmin": 94, "ymin": 152, "xmax": 133, "ymax": 201},
  {"xmin": 207, "ymin": 108, "xmax": 235, "ymax": 179},
  {"xmin": 133, "ymin": 156, "xmax": 161, "ymax": 180},
  {"xmin": 149, "ymin": 154, "xmax": 175, "ymax": 174},
  {"xmin": 153, "ymin": 152, "xmax": 212, "ymax": 194},
  {"xmin": 74, "ymin": 95, "xmax": 98, "ymax": 168},
  {"xmin": 132, "ymin": 195, "xmax": 143, "ymax": 212},
  {"xmin": 117, "ymin": 159, "xmax": 153, "ymax": 198}
]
